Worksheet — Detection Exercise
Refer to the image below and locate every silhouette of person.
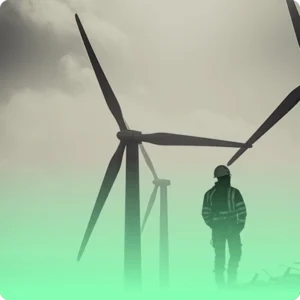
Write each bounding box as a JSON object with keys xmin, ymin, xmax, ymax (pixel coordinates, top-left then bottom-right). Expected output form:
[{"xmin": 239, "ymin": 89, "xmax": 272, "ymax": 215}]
[{"xmin": 202, "ymin": 165, "xmax": 247, "ymax": 288}]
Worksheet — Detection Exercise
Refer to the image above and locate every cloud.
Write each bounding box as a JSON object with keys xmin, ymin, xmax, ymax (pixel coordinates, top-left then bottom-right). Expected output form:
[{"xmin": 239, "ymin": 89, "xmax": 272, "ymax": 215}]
[
  {"xmin": 0, "ymin": 0, "xmax": 135, "ymax": 102},
  {"xmin": 17, "ymin": 0, "xmax": 132, "ymax": 55},
  {"xmin": 0, "ymin": 54, "xmax": 101, "ymax": 168}
]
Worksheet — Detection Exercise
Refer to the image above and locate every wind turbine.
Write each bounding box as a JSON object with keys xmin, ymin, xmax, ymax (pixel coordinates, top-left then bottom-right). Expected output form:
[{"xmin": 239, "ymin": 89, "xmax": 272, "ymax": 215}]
[
  {"xmin": 124, "ymin": 121, "xmax": 171, "ymax": 290},
  {"xmin": 226, "ymin": 1, "xmax": 300, "ymax": 166},
  {"xmin": 141, "ymin": 176, "xmax": 171, "ymax": 291},
  {"xmin": 74, "ymin": 13, "xmax": 251, "ymax": 289},
  {"xmin": 141, "ymin": 159, "xmax": 170, "ymax": 291}
]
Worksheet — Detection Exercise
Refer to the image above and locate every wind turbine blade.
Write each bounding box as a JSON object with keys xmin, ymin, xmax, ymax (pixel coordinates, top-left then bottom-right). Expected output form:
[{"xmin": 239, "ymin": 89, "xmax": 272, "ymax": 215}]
[
  {"xmin": 250, "ymin": 273, "xmax": 259, "ymax": 283},
  {"xmin": 227, "ymin": 85, "xmax": 300, "ymax": 166},
  {"xmin": 139, "ymin": 144, "xmax": 159, "ymax": 180},
  {"xmin": 123, "ymin": 119, "xmax": 158, "ymax": 180},
  {"xmin": 141, "ymin": 185, "xmax": 159, "ymax": 233},
  {"xmin": 139, "ymin": 133, "xmax": 251, "ymax": 148},
  {"xmin": 286, "ymin": 0, "xmax": 300, "ymax": 48},
  {"xmin": 263, "ymin": 269, "xmax": 272, "ymax": 278},
  {"xmin": 75, "ymin": 14, "xmax": 126, "ymax": 130},
  {"xmin": 77, "ymin": 142, "xmax": 126, "ymax": 261},
  {"xmin": 284, "ymin": 267, "xmax": 291, "ymax": 276},
  {"xmin": 123, "ymin": 119, "xmax": 130, "ymax": 130}
]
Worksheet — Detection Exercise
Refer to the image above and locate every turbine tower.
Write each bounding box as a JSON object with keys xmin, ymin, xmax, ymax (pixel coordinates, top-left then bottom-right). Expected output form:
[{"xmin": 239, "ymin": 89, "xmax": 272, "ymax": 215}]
[
  {"xmin": 124, "ymin": 121, "xmax": 171, "ymax": 290},
  {"xmin": 226, "ymin": 2, "xmax": 300, "ymax": 166},
  {"xmin": 140, "ymin": 164, "xmax": 171, "ymax": 290},
  {"xmin": 142, "ymin": 177, "xmax": 171, "ymax": 290},
  {"xmin": 74, "ymin": 13, "xmax": 251, "ymax": 289}
]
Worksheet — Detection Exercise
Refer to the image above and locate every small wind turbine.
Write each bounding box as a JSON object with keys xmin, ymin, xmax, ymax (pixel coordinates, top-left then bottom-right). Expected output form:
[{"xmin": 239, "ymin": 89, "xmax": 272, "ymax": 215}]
[
  {"xmin": 141, "ymin": 177, "xmax": 171, "ymax": 291},
  {"xmin": 226, "ymin": 1, "xmax": 300, "ymax": 166},
  {"xmin": 74, "ymin": 13, "xmax": 251, "ymax": 289}
]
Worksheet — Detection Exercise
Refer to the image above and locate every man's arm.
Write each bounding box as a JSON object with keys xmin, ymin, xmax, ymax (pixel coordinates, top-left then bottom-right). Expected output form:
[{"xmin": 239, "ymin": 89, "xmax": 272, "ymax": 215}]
[
  {"xmin": 202, "ymin": 191, "xmax": 213, "ymax": 228},
  {"xmin": 235, "ymin": 189, "xmax": 247, "ymax": 228}
]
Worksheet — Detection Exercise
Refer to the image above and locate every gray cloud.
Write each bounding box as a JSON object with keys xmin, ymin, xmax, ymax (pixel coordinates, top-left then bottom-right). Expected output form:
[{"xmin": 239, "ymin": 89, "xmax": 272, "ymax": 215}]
[
  {"xmin": 0, "ymin": 0, "xmax": 137, "ymax": 102},
  {"xmin": 0, "ymin": 0, "xmax": 67, "ymax": 98}
]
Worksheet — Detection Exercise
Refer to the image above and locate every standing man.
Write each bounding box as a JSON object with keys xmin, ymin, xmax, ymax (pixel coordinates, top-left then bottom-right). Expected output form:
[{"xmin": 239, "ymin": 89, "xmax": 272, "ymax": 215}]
[{"xmin": 202, "ymin": 165, "xmax": 247, "ymax": 288}]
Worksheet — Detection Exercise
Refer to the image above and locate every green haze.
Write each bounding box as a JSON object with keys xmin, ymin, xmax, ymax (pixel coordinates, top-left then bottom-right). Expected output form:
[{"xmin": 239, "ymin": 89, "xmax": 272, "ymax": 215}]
[{"xmin": 0, "ymin": 166, "xmax": 299, "ymax": 299}]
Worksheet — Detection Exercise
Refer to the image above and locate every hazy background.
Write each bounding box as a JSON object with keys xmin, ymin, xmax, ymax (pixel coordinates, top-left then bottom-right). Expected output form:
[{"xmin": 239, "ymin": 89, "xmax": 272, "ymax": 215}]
[{"xmin": 0, "ymin": 0, "xmax": 300, "ymax": 299}]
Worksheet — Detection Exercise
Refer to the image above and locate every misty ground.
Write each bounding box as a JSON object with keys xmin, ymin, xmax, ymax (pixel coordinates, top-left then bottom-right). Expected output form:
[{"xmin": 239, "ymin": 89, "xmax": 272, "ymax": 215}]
[{"xmin": 0, "ymin": 168, "xmax": 299, "ymax": 300}]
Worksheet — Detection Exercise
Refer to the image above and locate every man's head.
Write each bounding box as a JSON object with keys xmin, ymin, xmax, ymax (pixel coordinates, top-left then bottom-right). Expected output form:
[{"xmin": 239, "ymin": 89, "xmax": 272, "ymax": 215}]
[{"xmin": 214, "ymin": 165, "xmax": 231, "ymax": 184}]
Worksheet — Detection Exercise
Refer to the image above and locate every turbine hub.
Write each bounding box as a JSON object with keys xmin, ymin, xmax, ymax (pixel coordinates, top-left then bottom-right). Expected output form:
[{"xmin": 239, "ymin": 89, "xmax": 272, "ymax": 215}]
[
  {"xmin": 117, "ymin": 130, "xmax": 142, "ymax": 143},
  {"xmin": 153, "ymin": 179, "xmax": 171, "ymax": 186}
]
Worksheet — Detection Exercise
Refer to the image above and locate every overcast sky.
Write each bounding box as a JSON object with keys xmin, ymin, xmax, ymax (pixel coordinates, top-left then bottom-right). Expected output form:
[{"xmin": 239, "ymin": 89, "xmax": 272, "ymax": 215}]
[
  {"xmin": 0, "ymin": 0, "xmax": 299, "ymax": 171},
  {"xmin": 0, "ymin": 0, "xmax": 300, "ymax": 292}
]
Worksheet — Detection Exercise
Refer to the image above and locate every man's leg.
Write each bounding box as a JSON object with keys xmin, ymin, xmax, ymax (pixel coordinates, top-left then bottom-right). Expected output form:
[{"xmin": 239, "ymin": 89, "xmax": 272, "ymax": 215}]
[
  {"xmin": 212, "ymin": 229, "xmax": 227, "ymax": 289},
  {"xmin": 227, "ymin": 231, "xmax": 242, "ymax": 287}
]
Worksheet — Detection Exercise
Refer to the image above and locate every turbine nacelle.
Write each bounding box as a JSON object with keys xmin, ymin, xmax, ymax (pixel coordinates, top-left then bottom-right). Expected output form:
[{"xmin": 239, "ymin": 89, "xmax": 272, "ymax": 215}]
[
  {"xmin": 117, "ymin": 130, "xmax": 142, "ymax": 143},
  {"xmin": 153, "ymin": 179, "xmax": 171, "ymax": 186}
]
